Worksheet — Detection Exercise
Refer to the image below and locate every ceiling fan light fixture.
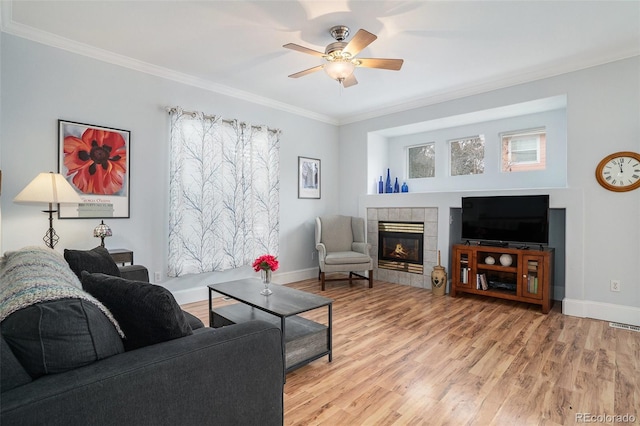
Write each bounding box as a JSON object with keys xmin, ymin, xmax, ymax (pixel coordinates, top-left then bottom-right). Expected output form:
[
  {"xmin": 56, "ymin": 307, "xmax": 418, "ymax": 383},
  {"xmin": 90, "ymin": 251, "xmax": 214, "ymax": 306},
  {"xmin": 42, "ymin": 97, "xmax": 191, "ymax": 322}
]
[
  {"xmin": 284, "ymin": 25, "xmax": 403, "ymax": 89},
  {"xmin": 324, "ymin": 59, "xmax": 355, "ymax": 82}
]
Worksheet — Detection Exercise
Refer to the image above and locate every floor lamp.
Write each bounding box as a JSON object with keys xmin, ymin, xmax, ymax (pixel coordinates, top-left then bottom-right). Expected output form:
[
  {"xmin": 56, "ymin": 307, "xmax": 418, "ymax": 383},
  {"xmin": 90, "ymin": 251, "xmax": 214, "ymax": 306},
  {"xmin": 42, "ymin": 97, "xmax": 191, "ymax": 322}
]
[{"xmin": 14, "ymin": 172, "xmax": 83, "ymax": 249}]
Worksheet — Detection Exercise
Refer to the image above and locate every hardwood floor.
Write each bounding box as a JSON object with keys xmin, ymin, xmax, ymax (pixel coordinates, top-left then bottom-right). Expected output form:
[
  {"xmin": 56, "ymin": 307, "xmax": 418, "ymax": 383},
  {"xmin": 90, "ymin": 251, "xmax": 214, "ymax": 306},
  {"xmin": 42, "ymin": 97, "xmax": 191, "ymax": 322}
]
[{"xmin": 182, "ymin": 279, "xmax": 639, "ymax": 425}]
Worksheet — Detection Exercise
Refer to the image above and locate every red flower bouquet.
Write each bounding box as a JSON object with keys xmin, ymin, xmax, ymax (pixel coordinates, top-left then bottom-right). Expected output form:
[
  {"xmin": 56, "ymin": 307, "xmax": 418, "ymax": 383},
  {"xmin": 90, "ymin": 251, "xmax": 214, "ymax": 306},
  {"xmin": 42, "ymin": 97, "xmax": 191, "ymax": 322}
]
[{"xmin": 252, "ymin": 254, "xmax": 279, "ymax": 272}]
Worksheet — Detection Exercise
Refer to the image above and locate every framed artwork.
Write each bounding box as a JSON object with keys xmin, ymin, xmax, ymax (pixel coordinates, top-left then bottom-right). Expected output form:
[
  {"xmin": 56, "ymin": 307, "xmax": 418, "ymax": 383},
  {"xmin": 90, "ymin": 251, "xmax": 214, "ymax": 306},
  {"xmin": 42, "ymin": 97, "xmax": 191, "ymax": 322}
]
[
  {"xmin": 298, "ymin": 156, "xmax": 320, "ymax": 199},
  {"xmin": 58, "ymin": 120, "xmax": 130, "ymax": 218}
]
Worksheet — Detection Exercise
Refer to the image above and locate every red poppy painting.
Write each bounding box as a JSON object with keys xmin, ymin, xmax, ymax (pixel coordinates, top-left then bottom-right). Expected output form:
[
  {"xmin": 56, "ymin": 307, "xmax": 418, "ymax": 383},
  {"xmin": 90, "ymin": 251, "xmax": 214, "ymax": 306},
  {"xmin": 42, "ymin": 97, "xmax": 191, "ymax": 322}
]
[{"xmin": 59, "ymin": 120, "xmax": 130, "ymax": 218}]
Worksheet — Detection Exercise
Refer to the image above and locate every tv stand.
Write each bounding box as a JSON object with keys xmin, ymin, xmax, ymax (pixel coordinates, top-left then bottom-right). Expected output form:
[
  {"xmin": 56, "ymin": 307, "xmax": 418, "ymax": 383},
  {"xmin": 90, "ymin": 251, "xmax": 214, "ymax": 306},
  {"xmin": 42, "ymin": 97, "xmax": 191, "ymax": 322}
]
[
  {"xmin": 478, "ymin": 241, "xmax": 509, "ymax": 247},
  {"xmin": 451, "ymin": 244, "xmax": 554, "ymax": 313}
]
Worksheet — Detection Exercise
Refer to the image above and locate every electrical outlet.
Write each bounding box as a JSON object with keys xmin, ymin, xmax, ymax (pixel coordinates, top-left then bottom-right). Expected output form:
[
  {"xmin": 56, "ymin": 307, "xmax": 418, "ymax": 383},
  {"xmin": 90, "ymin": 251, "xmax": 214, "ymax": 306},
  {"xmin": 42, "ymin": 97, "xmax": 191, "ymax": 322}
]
[
  {"xmin": 610, "ymin": 279, "xmax": 620, "ymax": 292},
  {"xmin": 154, "ymin": 271, "xmax": 162, "ymax": 282}
]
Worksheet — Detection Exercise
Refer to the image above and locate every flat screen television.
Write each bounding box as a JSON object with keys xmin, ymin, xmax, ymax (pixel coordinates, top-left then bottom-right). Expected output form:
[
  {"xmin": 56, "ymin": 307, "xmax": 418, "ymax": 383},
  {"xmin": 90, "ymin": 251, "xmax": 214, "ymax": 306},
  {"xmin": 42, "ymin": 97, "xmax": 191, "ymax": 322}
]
[{"xmin": 461, "ymin": 195, "xmax": 549, "ymax": 245}]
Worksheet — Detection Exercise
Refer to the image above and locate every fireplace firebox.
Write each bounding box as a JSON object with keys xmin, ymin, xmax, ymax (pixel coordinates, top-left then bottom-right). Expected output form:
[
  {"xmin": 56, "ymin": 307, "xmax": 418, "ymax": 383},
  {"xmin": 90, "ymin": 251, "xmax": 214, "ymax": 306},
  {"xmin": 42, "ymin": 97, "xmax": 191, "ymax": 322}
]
[{"xmin": 378, "ymin": 221, "xmax": 424, "ymax": 274}]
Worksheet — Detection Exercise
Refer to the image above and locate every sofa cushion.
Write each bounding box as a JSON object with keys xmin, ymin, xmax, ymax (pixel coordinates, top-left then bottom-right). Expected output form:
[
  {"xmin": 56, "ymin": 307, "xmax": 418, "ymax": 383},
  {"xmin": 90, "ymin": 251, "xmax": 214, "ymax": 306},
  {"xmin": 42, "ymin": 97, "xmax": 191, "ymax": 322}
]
[
  {"xmin": 0, "ymin": 334, "xmax": 32, "ymax": 390},
  {"xmin": 183, "ymin": 310, "xmax": 205, "ymax": 330},
  {"xmin": 118, "ymin": 264, "xmax": 150, "ymax": 282},
  {"xmin": 64, "ymin": 246, "xmax": 121, "ymax": 279},
  {"xmin": 81, "ymin": 272, "xmax": 193, "ymax": 351},
  {"xmin": 324, "ymin": 251, "xmax": 372, "ymax": 265},
  {"xmin": 1, "ymin": 299, "xmax": 125, "ymax": 378}
]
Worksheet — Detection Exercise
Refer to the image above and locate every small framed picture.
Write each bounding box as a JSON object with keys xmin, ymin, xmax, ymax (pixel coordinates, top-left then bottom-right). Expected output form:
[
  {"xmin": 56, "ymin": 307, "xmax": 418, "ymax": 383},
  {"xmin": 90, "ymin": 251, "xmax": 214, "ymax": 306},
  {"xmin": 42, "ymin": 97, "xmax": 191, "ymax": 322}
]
[
  {"xmin": 58, "ymin": 120, "xmax": 130, "ymax": 218},
  {"xmin": 298, "ymin": 156, "xmax": 320, "ymax": 199}
]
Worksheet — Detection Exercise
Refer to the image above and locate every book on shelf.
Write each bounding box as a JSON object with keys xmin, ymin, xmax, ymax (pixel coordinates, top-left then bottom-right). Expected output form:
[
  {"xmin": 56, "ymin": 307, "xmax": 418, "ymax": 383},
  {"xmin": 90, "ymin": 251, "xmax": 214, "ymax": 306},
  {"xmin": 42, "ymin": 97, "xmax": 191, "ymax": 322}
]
[
  {"xmin": 461, "ymin": 267, "xmax": 469, "ymax": 284},
  {"xmin": 475, "ymin": 273, "xmax": 488, "ymax": 290},
  {"xmin": 480, "ymin": 273, "xmax": 488, "ymax": 290}
]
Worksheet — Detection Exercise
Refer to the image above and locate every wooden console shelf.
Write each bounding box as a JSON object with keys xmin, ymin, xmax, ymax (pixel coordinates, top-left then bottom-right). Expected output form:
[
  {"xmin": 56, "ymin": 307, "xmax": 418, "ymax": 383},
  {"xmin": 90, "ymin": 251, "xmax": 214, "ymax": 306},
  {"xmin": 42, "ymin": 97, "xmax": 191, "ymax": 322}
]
[{"xmin": 451, "ymin": 244, "xmax": 554, "ymax": 313}]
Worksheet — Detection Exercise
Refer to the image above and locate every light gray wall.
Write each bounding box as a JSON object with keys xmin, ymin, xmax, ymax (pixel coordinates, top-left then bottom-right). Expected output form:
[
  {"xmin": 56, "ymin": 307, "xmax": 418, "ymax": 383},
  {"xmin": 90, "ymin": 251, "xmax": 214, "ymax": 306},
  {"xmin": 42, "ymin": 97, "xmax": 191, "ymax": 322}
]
[
  {"xmin": 341, "ymin": 57, "xmax": 640, "ymax": 325},
  {"xmin": 0, "ymin": 34, "xmax": 339, "ymax": 301}
]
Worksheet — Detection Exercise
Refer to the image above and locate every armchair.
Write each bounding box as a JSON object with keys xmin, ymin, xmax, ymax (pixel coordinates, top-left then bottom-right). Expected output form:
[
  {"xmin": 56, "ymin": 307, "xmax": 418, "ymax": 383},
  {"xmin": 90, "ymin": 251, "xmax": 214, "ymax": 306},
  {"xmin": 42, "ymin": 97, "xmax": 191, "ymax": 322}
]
[{"xmin": 315, "ymin": 215, "xmax": 373, "ymax": 291}]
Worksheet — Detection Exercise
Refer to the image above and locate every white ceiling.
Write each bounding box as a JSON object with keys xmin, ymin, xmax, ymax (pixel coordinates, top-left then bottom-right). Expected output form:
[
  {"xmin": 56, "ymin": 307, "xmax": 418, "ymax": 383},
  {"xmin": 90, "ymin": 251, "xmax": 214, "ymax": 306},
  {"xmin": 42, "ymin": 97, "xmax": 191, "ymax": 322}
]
[{"xmin": 2, "ymin": 1, "xmax": 639, "ymax": 124}]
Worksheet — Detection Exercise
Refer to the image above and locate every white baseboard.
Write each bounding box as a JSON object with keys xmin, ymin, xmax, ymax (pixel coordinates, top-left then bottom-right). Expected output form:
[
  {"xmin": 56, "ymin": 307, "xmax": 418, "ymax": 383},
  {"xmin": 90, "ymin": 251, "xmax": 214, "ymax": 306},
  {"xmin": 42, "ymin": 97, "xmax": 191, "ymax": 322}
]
[
  {"xmin": 563, "ymin": 298, "xmax": 640, "ymax": 326},
  {"xmin": 172, "ymin": 267, "xmax": 320, "ymax": 306},
  {"xmin": 272, "ymin": 267, "xmax": 319, "ymax": 284}
]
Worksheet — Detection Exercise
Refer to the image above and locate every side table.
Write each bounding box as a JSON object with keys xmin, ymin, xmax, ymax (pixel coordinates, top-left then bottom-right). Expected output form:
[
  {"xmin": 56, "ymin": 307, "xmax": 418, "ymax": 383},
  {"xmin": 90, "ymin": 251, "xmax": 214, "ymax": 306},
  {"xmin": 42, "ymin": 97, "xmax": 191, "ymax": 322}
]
[{"xmin": 108, "ymin": 248, "xmax": 134, "ymax": 266}]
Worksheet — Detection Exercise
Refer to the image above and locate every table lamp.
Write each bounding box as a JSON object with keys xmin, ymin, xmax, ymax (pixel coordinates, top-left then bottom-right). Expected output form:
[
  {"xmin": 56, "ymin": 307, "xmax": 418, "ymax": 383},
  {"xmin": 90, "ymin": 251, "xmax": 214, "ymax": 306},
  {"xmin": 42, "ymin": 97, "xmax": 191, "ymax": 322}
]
[
  {"xmin": 13, "ymin": 172, "xmax": 83, "ymax": 248},
  {"xmin": 93, "ymin": 220, "xmax": 112, "ymax": 247}
]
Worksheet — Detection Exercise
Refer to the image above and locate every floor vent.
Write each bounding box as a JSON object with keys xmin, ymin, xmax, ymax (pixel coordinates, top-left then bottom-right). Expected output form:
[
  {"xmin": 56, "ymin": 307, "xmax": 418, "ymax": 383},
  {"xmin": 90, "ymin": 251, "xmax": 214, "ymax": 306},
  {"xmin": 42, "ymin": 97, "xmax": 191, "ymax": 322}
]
[{"xmin": 609, "ymin": 322, "xmax": 640, "ymax": 332}]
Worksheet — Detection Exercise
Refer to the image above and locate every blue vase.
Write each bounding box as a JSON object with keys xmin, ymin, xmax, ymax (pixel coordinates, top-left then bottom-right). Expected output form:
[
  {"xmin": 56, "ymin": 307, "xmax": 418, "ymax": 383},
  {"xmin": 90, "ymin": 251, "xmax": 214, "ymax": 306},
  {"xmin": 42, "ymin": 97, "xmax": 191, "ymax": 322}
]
[
  {"xmin": 385, "ymin": 169, "xmax": 393, "ymax": 193},
  {"xmin": 401, "ymin": 182, "xmax": 408, "ymax": 193},
  {"xmin": 393, "ymin": 177, "xmax": 400, "ymax": 193},
  {"xmin": 378, "ymin": 176, "xmax": 383, "ymax": 194}
]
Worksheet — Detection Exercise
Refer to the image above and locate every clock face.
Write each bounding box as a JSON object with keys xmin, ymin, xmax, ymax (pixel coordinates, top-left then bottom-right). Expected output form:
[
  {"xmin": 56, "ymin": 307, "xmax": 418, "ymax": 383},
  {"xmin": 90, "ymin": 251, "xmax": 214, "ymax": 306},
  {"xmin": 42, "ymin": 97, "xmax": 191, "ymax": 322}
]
[{"xmin": 596, "ymin": 151, "xmax": 640, "ymax": 192}]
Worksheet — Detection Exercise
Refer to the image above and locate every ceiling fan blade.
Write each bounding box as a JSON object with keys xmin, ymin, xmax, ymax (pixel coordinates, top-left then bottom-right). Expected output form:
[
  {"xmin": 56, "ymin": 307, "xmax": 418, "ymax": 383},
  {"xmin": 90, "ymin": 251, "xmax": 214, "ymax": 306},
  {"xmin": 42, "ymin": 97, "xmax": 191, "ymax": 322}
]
[
  {"xmin": 342, "ymin": 73, "xmax": 358, "ymax": 88},
  {"xmin": 283, "ymin": 43, "xmax": 326, "ymax": 58},
  {"xmin": 356, "ymin": 58, "xmax": 404, "ymax": 71},
  {"xmin": 343, "ymin": 29, "xmax": 377, "ymax": 57},
  {"xmin": 288, "ymin": 65, "xmax": 324, "ymax": 79}
]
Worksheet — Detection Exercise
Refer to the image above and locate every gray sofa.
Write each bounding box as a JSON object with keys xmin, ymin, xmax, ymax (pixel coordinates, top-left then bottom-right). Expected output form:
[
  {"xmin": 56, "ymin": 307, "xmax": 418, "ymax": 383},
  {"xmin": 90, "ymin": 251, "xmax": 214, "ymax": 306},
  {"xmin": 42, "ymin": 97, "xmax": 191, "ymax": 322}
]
[{"xmin": 1, "ymin": 247, "xmax": 284, "ymax": 426}]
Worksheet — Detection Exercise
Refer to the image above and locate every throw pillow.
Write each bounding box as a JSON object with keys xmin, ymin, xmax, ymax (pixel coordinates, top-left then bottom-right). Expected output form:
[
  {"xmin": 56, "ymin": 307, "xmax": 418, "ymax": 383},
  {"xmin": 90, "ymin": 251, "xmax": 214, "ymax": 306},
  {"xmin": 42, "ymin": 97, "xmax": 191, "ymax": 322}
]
[
  {"xmin": 81, "ymin": 272, "xmax": 192, "ymax": 351},
  {"xmin": 1, "ymin": 299, "xmax": 125, "ymax": 378},
  {"xmin": 64, "ymin": 246, "xmax": 121, "ymax": 279}
]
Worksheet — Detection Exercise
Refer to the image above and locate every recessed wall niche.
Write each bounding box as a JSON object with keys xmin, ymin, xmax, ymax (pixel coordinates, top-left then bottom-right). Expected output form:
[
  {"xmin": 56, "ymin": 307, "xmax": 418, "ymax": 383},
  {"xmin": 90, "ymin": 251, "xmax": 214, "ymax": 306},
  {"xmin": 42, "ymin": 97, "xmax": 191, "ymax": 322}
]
[{"xmin": 367, "ymin": 96, "xmax": 567, "ymax": 195}]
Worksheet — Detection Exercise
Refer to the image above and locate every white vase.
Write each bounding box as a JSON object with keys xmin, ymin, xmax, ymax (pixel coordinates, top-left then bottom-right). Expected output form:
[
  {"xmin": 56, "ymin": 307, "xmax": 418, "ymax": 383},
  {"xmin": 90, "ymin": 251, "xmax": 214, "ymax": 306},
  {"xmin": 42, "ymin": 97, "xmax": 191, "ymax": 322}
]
[{"xmin": 499, "ymin": 254, "xmax": 513, "ymax": 267}]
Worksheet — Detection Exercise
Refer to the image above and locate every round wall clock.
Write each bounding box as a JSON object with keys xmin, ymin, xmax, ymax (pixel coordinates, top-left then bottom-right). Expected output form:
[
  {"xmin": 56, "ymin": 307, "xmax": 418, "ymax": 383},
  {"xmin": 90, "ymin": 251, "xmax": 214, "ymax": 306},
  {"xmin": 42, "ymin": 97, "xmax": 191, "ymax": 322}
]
[{"xmin": 595, "ymin": 151, "xmax": 640, "ymax": 192}]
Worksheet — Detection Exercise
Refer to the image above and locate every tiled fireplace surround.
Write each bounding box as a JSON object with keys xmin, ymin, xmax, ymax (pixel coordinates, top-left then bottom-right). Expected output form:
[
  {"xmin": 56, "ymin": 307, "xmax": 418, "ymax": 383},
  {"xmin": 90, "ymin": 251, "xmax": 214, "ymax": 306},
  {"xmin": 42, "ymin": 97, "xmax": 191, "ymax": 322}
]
[{"xmin": 367, "ymin": 208, "xmax": 438, "ymax": 289}]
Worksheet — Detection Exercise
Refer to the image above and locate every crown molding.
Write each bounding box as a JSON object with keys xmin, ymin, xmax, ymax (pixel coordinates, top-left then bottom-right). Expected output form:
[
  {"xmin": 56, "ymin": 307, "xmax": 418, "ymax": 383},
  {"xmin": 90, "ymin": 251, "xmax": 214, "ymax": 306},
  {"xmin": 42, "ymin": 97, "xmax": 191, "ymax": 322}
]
[
  {"xmin": 2, "ymin": 1, "xmax": 637, "ymax": 128},
  {"xmin": 338, "ymin": 49, "xmax": 640, "ymax": 125},
  {"xmin": 0, "ymin": 2, "xmax": 338, "ymax": 126}
]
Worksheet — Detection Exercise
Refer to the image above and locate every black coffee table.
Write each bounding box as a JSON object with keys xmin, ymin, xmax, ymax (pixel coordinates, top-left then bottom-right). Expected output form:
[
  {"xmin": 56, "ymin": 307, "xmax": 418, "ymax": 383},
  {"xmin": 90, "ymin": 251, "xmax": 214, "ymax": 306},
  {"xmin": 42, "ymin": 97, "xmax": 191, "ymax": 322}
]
[{"xmin": 208, "ymin": 279, "xmax": 332, "ymax": 373}]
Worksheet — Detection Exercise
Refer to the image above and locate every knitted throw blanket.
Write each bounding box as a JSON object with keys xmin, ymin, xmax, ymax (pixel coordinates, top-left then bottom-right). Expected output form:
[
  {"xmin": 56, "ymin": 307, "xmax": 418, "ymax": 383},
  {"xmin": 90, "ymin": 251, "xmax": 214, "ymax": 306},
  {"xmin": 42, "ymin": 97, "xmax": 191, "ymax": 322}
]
[{"xmin": 0, "ymin": 246, "xmax": 124, "ymax": 337}]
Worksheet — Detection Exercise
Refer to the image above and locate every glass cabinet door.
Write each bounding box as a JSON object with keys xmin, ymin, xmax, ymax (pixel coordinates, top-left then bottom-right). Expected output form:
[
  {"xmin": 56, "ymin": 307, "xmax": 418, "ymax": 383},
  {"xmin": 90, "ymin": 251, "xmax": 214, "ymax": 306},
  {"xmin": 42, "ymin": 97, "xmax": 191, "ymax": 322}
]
[
  {"xmin": 456, "ymin": 249, "xmax": 474, "ymax": 289},
  {"xmin": 522, "ymin": 255, "xmax": 543, "ymax": 299}
]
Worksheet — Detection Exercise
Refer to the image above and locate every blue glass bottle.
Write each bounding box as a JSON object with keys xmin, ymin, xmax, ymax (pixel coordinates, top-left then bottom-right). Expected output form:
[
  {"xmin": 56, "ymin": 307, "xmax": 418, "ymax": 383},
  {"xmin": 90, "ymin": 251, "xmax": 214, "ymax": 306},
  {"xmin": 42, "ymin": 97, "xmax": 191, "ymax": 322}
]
[
  {"xmin": 401, "ymin": 182, "xmax": 409, "ymax": 193},
  {"xmin": 385, "ymin": 169, "xmax": 393, "ymax": 193},
  {"xmin": 378, "ymin": 176, "xmax": 383, "ymax": 194},
  {"xmin": 393, "ymin": 177, "xmax": 400, "ymax": 193}
]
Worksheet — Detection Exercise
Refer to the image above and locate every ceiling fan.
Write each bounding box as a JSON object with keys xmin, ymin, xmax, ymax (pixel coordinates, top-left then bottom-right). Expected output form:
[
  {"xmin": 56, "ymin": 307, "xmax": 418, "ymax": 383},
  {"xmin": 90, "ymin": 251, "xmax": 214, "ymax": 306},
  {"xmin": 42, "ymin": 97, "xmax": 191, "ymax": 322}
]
[{"xmin": 283, "ymin": 25, "xmax": 404, "ymax": 88}]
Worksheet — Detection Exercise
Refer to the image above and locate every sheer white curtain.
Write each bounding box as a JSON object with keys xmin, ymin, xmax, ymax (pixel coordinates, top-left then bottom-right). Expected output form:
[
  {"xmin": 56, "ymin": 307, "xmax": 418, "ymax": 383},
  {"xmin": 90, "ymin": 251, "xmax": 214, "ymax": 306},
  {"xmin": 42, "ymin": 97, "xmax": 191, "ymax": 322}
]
[{"xmin": 168, "ymin": 108, "xmax": 280, "ymax": 277}]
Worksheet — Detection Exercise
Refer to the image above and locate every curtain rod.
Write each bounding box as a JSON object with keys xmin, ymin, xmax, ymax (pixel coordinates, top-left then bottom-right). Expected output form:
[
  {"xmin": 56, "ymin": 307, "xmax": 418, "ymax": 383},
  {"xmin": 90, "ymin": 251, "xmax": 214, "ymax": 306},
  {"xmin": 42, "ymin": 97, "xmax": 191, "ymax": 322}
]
[{"xmin": 165, "ymin": 107, "xmax": 280, "ymax": 134}]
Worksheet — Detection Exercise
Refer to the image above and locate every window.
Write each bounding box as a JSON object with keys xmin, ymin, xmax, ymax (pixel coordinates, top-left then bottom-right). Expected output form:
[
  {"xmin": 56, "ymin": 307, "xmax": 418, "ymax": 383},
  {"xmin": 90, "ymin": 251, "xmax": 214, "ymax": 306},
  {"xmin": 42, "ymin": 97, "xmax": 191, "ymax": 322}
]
[
  {"xmin": 501, "ymin": 129, "xmax": 546, "ymax": 172},
  {"xmin": 450, "ymin": 135, "xmax": 485, "ymax": 176},
  {"xmin": 408, "ymin": 143, "xmax": 435, "ymax": 178}
]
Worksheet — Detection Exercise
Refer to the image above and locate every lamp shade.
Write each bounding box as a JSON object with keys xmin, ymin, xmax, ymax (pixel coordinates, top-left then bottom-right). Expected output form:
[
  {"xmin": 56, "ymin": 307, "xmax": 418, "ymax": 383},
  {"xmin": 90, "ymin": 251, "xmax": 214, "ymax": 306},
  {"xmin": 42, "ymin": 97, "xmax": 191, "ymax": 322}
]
[
  {"xmin": 14, "ymin": 172, "xmax": 83, "ymax": 205},
  {"xmin": 93, "ymin": 220, "xmax": 112, "ymax": 238},
  {"xmin": 324, "ymin": 60, "xmax": 355, "ymax": 82}
]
